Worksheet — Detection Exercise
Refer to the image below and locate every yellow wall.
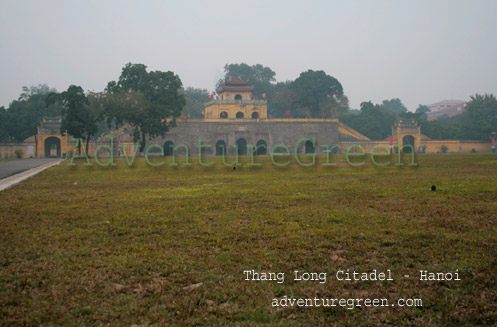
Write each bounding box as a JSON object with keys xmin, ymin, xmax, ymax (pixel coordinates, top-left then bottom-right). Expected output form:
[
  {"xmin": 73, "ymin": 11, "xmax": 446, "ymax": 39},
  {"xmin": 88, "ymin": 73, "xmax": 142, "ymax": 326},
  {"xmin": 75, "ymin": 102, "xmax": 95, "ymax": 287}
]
[
  {"xmin": 204, "ymin": 101, "xmax": 267, "ymax": 119},
  {"xmin": 0, "ymin": 143, "xmax": 36, "ymax": 159},
  {"xmin": 341, "ymin": 140, "xmax": 493, "ymax": 154},
  {"xmin": 0, "ymin": 139, "xmax": 138, "ymax": 160},
  {"xmin": 219, "ymin": 91, "xmax": 253, "ymax": 101},
  {"xmin": 373, "ymin": 139, "xmax": 491, "ymax": 153},
  {"xmin": 421, "ymin": 140, "xmax": 491, "ymax": 153}
]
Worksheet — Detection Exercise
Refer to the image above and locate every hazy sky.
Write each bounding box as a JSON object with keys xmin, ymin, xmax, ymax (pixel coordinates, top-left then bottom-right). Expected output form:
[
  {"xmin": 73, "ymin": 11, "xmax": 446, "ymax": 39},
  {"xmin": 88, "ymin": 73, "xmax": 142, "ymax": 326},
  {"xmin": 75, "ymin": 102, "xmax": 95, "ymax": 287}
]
[{"xmin": 1, "ymin": 0, "xmax": 496, "ymax": 110}]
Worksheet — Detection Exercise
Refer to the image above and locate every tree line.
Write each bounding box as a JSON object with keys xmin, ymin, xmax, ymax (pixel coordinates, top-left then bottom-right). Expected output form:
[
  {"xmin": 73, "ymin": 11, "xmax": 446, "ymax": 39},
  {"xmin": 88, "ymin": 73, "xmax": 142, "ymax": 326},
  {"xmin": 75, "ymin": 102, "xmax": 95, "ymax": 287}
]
[
  {"xmin": 340, "ymin": 95, "xmax": 497, "ymax": 141},
  {"xmin": 1, "ymin": 62, "xmax": 496, "ymax": 148},
  {"xmin": 180, "ymin": 63, "xmax": 349, "ymax": 119}
]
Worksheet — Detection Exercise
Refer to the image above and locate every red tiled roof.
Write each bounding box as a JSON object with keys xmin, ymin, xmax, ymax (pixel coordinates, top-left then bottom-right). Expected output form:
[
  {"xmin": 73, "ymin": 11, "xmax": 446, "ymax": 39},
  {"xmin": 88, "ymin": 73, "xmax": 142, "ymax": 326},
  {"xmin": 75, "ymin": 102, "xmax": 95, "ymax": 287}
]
[
  {"xmin": 216, "ymin": 78, "xmax": 254, "ymax": 93},
  {"xmin": 225, "ymin": 78, "xmax": 250, "ymax": 85}
]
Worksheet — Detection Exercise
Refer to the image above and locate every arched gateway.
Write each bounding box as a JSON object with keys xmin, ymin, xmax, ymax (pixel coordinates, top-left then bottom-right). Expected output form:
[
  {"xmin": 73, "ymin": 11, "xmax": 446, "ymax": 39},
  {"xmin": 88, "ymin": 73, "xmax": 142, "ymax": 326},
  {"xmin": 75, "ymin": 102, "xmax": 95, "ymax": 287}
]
[{"xmin": 44, "ymin": 136, "xmax": 61, "ymax": 158}]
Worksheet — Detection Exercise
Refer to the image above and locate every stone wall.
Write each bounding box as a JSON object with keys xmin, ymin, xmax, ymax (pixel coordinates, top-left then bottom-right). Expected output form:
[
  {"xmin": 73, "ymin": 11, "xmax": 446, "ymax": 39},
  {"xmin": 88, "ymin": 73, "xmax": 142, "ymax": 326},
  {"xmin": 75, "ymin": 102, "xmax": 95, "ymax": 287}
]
[{"xmin": 147, "ymin": 119, "xmax": 358, "ymax": 156}]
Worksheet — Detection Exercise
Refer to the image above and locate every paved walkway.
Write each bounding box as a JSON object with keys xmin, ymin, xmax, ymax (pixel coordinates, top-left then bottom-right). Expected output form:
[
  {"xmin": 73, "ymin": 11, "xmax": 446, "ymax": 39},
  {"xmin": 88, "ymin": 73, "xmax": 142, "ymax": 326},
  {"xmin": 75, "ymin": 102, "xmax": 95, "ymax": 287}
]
[
  {"xmin": 0, "ymin": 158, "xmax": 63, "ymax": 192},
  {"xmin": 0, "ymin": 158, "xmax": 60, "ymax": 179}
]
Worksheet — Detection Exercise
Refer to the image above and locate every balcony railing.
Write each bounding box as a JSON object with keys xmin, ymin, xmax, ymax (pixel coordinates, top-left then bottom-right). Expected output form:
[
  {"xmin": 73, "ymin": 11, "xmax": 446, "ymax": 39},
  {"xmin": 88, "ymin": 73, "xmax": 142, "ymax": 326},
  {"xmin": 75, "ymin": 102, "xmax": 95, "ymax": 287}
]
[{"xmin": 205, "ymin": 99, "xmax": 267, "ymax": 106}]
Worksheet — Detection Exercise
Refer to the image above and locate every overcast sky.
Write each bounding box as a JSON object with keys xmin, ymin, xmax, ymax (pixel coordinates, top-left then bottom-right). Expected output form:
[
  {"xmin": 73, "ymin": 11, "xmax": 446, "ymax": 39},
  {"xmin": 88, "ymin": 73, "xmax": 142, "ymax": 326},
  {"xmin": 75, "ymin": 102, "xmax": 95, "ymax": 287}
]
[{"xmin": 1, "ymin": 0, "xmax": 496, "ymax": 110}]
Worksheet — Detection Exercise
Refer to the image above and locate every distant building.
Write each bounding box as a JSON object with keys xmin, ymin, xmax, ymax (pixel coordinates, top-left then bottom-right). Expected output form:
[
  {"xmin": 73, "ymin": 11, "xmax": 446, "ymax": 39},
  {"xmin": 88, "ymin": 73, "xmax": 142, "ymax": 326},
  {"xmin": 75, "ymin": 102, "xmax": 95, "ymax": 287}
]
[
  {"xmin": 427, "ymin": 102, "xmax": 467, "ymax": 121},
  {"xmin": 427, "ymin": 100, "xmax": 465, "ymax": 112}
]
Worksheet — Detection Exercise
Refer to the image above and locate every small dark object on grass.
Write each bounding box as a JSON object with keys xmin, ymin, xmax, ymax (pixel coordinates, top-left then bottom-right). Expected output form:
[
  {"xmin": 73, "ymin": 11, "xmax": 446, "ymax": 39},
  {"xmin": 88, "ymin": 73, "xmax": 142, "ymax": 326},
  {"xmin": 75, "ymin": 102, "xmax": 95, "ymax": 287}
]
[
  {"xmin": 431, "ymin": 185, "xmax": 436, "ymax": 191},
  {"xmin": 233, "ymin": 166, "xmax": 236, "ymax": 171}
]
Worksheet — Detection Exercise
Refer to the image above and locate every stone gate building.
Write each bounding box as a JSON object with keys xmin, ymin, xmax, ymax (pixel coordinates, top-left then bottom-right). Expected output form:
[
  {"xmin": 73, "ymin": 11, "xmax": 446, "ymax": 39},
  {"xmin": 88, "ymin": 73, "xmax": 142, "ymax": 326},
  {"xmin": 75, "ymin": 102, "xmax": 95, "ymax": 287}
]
[{"xmin": 147, "ymin": 78, "xmax": 370, "ymax": 156}]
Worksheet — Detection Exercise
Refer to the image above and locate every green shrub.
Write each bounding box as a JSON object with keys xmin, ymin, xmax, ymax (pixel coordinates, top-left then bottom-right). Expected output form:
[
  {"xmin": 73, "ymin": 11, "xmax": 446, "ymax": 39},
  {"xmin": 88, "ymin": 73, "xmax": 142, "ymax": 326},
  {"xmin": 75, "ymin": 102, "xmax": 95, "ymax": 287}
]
[
  {"xmin": 441, "ymin": 145, "xmax": 448, "ymax": 153},
  {"xmin": 14, "ymin": 149, "xmax": 23, "ymax": 158}
]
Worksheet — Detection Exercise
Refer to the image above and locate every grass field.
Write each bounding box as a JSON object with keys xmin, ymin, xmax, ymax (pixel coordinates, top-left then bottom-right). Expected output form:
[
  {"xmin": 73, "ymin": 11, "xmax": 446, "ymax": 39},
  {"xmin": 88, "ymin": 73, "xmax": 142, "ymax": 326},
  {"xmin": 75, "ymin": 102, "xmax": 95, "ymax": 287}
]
[{"xmin": 1, "ymin": 153, "xmax": 496, "ymax": 326}]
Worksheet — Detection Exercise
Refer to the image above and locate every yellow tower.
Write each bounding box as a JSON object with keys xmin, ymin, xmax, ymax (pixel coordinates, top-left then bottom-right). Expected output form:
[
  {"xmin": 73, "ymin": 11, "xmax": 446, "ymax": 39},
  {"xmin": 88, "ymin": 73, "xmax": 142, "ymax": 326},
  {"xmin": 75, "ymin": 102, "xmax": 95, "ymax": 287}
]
[
  {"xmin": 204, "ymin": 78, "xmax": 267, "ymax": 119},
  {"xmin": 392, "ymin": 119, "xmax": 422, "ymax": 153}
]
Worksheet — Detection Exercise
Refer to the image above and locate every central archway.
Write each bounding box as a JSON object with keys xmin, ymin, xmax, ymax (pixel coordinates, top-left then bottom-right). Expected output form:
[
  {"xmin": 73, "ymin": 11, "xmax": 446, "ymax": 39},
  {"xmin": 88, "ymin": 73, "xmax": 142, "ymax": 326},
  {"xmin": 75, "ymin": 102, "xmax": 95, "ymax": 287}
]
[
  {"xmin": 236, "ymin": 112, "xmax": 244, "ymax": 119},
  {"xmin": 215, "ymin": 140, "xmax": 227, "ymax": 156},
  {"xmin": 234, "ymin": 94, "xmax": 242, "ymax": 100},
  {"xmin": 236, "ymin": 138, "xmax": 247, "ymax": 156},
  {"xmin": 44, "ymin": 137, "xmax": 61, "ymax": 158},
  {"xmin": 402, "ymin": 135, "xmax": 415, "ymax": 153},
  {"xmin": 252, "ymin": 112, "xmax": 259, "ymax": 119}
]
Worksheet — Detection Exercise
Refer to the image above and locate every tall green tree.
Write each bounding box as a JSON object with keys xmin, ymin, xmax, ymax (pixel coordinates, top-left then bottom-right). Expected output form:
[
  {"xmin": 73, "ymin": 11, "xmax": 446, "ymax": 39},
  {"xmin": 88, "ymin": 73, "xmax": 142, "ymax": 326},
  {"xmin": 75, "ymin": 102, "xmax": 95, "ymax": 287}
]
[
  {"xmin": 106, "ymin": 63, "xmax": 186, "ymax": 150},
  {"xmin": 415, "ymin": 105, "xmax": 431, "ymax": 119},
  {"xmin": 291, "ymin": 70, "xmax": 347, "ymax": 118},
  {"xmin": 267, "ymin": 81, "xmax": 300, "ymax": 118},
  {"xmin": 83, "ymin": 92, "xmax": 114, "ymax": 153},
  {"xmin": 419, "ymin": 119, "xmax": 457, "ymax": 140},
  {"xmin": 459, "ymin": 94, "xmax": 497, "ymax": 140},
  {"xmin": 48, "ymin": 86, "xmax": 89, "ymax": 138},
  {"xmin": 47, "ymin": 85, "xmax": 96, "ymax": 154},
  {"xmin": 3, "ymin": 84, "xmax": 62, "ymax": 142},
  {"xmin": 319, "ymin": 93, "xmax": 350, "ymax": 118},
  {"xmin": 103, "ymin": 91, "xmax": 148, "ymax": 144},
  {"xmin": 221, "ymin": 63, "xmax": 276, "ymax": 97},
  {"xmin": 0, "ymin": 107, "xmax": 7, "ymax": 142},
  {"xmin": 380, "ymin": 98, "xmax": 408, "ymax": 116},
  {"xmin": 19, "ymin": 84, "xmax": 57, "ymax": 102},
  {"xmin": 48, "ymin": 88, "xmax": 113, "ymax": 155},
  {"xmin": 180, "ymin": 87, "xmax": 209, "ymax": 118},
  {"xmin": 340, "ymin": 101, "xmax": 397, "ymax": 140}
]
